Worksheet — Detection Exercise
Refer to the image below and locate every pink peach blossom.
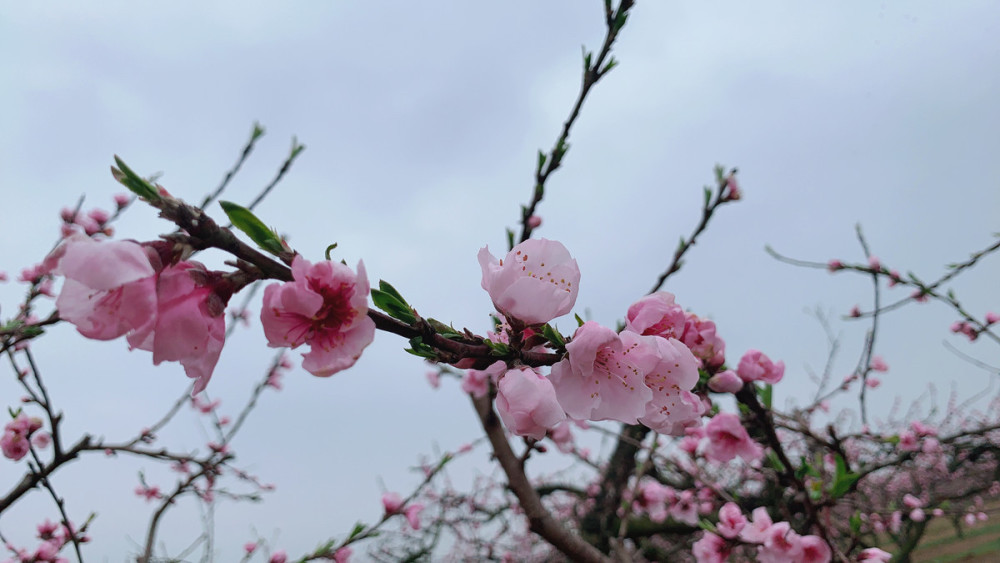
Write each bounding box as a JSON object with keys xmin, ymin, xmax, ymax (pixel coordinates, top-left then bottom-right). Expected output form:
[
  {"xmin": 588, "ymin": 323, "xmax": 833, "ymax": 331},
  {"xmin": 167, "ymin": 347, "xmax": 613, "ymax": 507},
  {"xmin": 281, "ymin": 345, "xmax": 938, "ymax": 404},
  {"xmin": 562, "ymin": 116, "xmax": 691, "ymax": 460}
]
[
  {"xmin": 31, "ymin": 432, "xmax": 51, "ymax": 450},
  {"xmin": 723, "ymin": 174, "xmax": 741, "ymax": 201},
  {"xmin": 716, "ymin": 502, "xmax": 747, "ymax": 539},
  {"xmin": 681, "ymin": 312, "xmax": 726, "ymax": 367},
  {"xmin": 461, "ymin": 368, "xmax": 490, "ymax": 398},
  {"xmin": 857, "ymin": 548, "xmax": 891, "ymax": 562},
  {"xmin": 495, "ymin": 367, "xmax": 566, "ymax": 440},
  {"xmin": 736, "ymin": 349, "xmax": 784, "ymax": 384},
  {"xmin": 624, "ymin": 292, "xmax": 686, "ymax": 339},
  {"xmin": 887, "ymin": 269, "xmax": 902, "ymax": 287},
  {"xmin": 869, "ymin": 355, "xmax": 889, "ymax": 372},
  {"xmin": 127, "ymin": 262, "xmax": 228, "ymax": 394},
  {"xmin": 759, "ymin": 521, "xmax": 803, "ymax": 562},
  {"xmin": 333, "ymin": 547, "xmax": 352, "ymax": 562},
  {"xmin": 425, "ymin": 370, "xmax": 441, "ymax": 389},
  {"xmin": 799, "ymin": 535, "xmax": 831, "ymax": 563},
  {"xmin": 1, "ymin": 430, "xmax": 30, "ymax": 461},
  {"xmin": 549, "ymin": 322, "xmax": 653, "ymax": 424},
  {"xmin": 670, "ymin": 490, "xmax": 700, "ymax": 525},
  {"xmin": 547, "ymin": 421, "xmax": 574, "ymax": 453},
  {"xmin": 708, "ymin": 370, "xmax": 743, "ymax": 393},
  {"xmin": 404, "ymin": 503, "xmax": 424, "ymax": 530},
  {"xmin": 704, "ymin": 412, "xmax": 763, "ymax": 463},
  {"xmin": 692, "ymin": 531, "xmax": 730, "ymax": 563},
  {"xmin": 911, "ymin": 420, "xmax": 937, "ymax": 436},
  {"xmin": 48, "ymin": 234, "xmax": 158, "ymax": 341},
  {"xmin": 261, "ymin": 256, "xmax": 375, "ymax": 377},
  {"xmin": 633, "ymin": 480, "xmax": 674, "ymax": 523},
  {"xmin": 2, "ymin": 414, "xmax": 43, "ymax": 461},
  {"xmin": 897, "ymin": 430, "xmax": 919, "ymax": 452},
  {"xmin": 902, "ymin": 493, "xmax": 923, "ymax": 508},
  {"xmin": 382, "ymin": 492, "xmax": 404, "ymax": 514},
  {"xmin": 626, "ymin": 331, "xmax": 702, "ymax": 435},
  {"xmin": 827, "ymin": 259, "xmax": 843, "ymax": 272},
  {"xmin": 986, "ymin": 311, "xmax": 1000, "ymax": 324},
  {"xmin": 478, "ymin": 238, "xmax": 580, "ymax": 325}
]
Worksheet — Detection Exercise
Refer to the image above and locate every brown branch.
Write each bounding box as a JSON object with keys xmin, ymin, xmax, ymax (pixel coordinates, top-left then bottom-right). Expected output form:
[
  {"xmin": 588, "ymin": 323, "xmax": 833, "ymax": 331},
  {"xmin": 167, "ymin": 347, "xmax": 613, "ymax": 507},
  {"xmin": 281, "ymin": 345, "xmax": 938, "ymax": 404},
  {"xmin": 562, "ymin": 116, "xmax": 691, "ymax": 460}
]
[{"xmin": 471, "ymin": 394, "xmax": 609, "ymax": 563}]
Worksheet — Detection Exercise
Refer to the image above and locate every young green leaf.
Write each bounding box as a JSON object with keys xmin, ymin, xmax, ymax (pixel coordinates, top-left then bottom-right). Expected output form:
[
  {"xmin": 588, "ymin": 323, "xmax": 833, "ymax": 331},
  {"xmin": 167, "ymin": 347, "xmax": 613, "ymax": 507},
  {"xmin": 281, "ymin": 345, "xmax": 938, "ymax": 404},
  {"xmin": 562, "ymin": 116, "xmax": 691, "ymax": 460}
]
[
  {"xmin": 541, "ymin": 323, "xmax": 566, "ymax": 349},
  {"xmin": 219, "ymin": 200, "xmax": 285, "ymax": 255},
  {"xmin": 760, "ymin": 383, "xmax": 773, "ymax": 410},
  {"xmin": 370, "ymin": 288, "xmax": 417, "ymax": 325},
  {"xmin": 829, "ymin": 453, "xmax": 860, "ymax": 499},
  {"xmin": 112, "ymin": 156, "xmax": 161, "ymax": 201}
]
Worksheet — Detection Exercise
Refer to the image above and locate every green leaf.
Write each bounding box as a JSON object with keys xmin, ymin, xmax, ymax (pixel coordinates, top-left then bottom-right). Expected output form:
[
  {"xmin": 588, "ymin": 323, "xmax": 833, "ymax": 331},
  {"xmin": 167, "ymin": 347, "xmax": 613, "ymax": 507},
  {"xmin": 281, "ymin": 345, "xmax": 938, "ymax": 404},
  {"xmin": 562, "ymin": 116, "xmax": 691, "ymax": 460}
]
[
  {"xmin": 347, "ymin": 521, "xmax": 366, "ymax": 541},
  {"xmin": 404, "ymin": 336, "xmax": 438, "ymax": 359},
  {"xmin": 760, "ymin": 383, "xmax": 773, "ymax": 410},
  {"xmin": 112, "ymin": 156, "xmax": 160, "ymax": 201},
  {"xmin": 574, "ymin": 313, "xmax": 585, "ymax": 327},
  {"xmin": 506, "ymin": 228, "xmax": 515, "ymax": 251},
  {"xmin": 613, "ymin": 10, "xmax": 628, "ymax": 31},
  {"xmin": 251, "ymin": 122, "xmax": 266, "ymax": 141},
  {"xmin": 325, "ymin": 243, "xmax": 338, "ymax": 260},
  {"xmin": 290, "ymin": 137, "xmax": 306, "ymax": 159},
  {"xmin": 794, "ymin": 458, "xmax": 811, "ymax": 481},
  {"xmin": 537, "ymin": 150, "xmax": 547, "ymax": 173},
  {"xmin": 541, "ymin": 323, "xmax": 565, "ymax": 348},
  {"xmin": 370, "ymin": 287, "xmax": 417, "ymax": 325},
  {"xmin": 765, "ymin": 451, "xmax": 785, "ymax": 472},
  {"xmin": 850, "ymin": 512, "xmax": 862, "ymax": 534},
  {"xmin": 829, "ymin": 453, "xmax": 860, "ymax": 499},
  {"xmin": 427, "ymin": 318, "xmax": 462, "ymax": 339},
  {"xmin": 483, "ymin": 339, "xmax": 510, "ymax": 357},
  {"xmin": 794, "ymin": 456, "xmax": 821, "ymax": 480},
  {"xmin": 601, "ymin": 56, "xmax": 618, "ymax": 74},
  {"xmin": 378, "ymin": 280, "xmax": 408, "ymax": 306},
  {"xmin": 704, "ymin": 186, "xmax": 712, "ymax": 208},
  {"xmin": 219, "ymin": 200, "xmax": 285, "ymax": 255}
]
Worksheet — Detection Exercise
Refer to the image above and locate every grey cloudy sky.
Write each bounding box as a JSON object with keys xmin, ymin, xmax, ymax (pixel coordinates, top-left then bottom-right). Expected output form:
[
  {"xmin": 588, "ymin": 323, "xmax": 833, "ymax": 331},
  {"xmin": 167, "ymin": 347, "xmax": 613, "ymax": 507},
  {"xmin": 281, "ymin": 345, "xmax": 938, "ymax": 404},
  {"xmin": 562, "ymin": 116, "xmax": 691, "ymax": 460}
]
[{"xmin": 2, "ymin": 1, "xmax": 999, "ymax": 560}]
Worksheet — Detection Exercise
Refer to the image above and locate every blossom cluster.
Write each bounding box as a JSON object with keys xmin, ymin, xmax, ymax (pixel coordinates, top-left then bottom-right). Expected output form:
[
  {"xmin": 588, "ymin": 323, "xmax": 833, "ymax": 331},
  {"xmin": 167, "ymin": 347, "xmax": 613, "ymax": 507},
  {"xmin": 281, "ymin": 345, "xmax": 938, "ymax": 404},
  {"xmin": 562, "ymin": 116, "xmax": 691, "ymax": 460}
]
[
  {"xmin": 693, "ymin": 504, "xmax": 841, "ymax": 563},
  {"xmin": 1, "ymin": 413, "xmax": 48, "ymax": 461},
  {"xmin": 42, "ymin": 233, "xmax": 231, "ymax": 394},
  {"xmin": 477, "ymin": 239, "xmax": 717, "ymax": 438}
]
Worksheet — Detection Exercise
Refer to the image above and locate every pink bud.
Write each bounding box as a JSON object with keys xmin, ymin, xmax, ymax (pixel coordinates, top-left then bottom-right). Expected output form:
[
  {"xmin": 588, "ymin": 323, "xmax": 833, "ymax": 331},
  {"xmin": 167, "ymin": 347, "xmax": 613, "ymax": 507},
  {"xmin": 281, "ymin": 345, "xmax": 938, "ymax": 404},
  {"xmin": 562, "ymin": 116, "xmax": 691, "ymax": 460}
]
[
  {"xmin": 382, "ymin": 492, "xmax": 404, "ymax": 515},
  {"xmin": 708, "ymin": 370, "xmax": 743, "ymax": 393},
  {"xmin": 526, "ymin": 215, "xmax": 542, "ymax": 229}
]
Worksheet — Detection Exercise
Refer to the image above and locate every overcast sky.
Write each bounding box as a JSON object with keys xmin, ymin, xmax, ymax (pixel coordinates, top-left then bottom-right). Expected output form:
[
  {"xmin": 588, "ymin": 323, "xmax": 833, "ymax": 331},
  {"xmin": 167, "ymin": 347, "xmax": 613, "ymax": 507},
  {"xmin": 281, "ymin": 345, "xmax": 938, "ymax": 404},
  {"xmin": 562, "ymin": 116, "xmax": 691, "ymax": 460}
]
[{"xmin": 2, "ymin": 1, "xmax": 999, "ymax": 560}]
